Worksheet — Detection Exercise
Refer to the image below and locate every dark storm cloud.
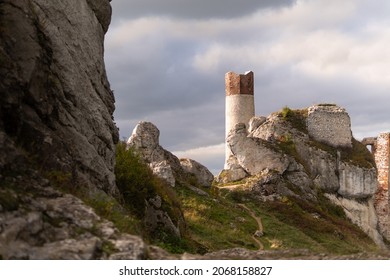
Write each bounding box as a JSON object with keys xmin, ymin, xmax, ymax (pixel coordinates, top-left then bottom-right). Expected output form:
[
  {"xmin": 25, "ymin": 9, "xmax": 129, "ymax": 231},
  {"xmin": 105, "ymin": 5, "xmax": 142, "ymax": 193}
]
[
  {"xmin": 111, "ymin": 0, "xmax": 296, "ymax": 20},
  {"xmin": 106, "ymin": 0, "xmax": 390, "ymax": 173}
]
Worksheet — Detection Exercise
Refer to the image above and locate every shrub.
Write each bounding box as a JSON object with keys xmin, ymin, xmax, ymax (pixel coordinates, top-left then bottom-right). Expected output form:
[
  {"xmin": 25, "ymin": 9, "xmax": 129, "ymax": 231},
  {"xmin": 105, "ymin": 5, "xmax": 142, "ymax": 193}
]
[
  {"xmin": 281, "ymin": 106, "xmax": 292, "ymax": 120},
  {"xmin": 115, "ymin": 141, "xmax": 183, "ymax": 228},
  {"xmin": 115, "ymin": 142, "xmax": 155, "ymax": 217}
]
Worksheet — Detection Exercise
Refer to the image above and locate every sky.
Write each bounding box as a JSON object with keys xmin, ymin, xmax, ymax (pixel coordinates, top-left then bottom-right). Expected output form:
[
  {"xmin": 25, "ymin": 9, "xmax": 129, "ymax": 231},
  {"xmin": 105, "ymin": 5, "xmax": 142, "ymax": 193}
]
[{"xmin": 105, "ymin": 0, "xmax": 390, "ymax": 175}]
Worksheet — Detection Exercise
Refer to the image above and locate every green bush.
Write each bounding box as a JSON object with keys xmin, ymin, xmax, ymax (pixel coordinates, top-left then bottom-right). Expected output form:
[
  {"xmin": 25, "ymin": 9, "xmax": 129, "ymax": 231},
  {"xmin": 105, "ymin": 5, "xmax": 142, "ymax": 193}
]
[
  {"xmin": 281, "ymin": 106, "xmax": 292, "ymax": 120},
  {"xmin": 115, "ymin": 142, "xmax": 182, "ymax": 225},
  {"xmin": 115, "ymin": 142, "xmax": 155, "ymax": 217}
]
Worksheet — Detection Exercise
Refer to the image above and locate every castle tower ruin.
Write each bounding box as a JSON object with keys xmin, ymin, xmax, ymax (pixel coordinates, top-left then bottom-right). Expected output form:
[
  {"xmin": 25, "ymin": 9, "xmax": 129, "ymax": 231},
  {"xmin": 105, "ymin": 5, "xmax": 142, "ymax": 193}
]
[
  {"xmin": 225, "ymin": 71, "xmax": 255, "ymax": 168},
  {"xmin": 363, "ymin": 132, "xmax": 390, "ymax": 240},
  {"xmin": 373, "ymin": 133, "xmax": 390, "ymax": 240}
]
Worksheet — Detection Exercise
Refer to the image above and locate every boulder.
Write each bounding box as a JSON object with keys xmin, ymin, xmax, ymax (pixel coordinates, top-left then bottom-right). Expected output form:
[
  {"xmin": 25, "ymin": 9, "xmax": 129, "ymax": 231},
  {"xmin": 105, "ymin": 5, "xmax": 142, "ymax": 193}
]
[
  {"xmin": 127, "ymin": 121, "xmax": 185, "ymax": 186},
  {"xmin": 227, "ymin": 123, "xmax": 290, "ymax": 176},
  {"xmin": 0, "ymin": 178, "xmax": 147, "ymax": 259},
  {"xmin": 144, "ymin": 196, "xmax": 184, "ymax": 238},
  {"xmin": 180, "ymin": 158, "xmax": 214, "ymax": 187},
  {"xmin": 149, "ymin": 161, "xmax": 175, "ymax": 188},
  {"xmin": 216, "ymin": 168, "xmax": 248, "ymax": 184}
]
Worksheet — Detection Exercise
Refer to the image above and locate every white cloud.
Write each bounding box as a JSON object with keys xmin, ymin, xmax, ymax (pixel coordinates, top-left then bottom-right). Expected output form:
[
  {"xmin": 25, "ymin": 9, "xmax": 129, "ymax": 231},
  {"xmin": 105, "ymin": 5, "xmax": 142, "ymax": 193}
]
[
  {"xmin": 106, "ymin": 0, "xmax": 390, "ymax": 174},
  {"xmin": 173, "ymin": 143, "xmax": 225, "ymax": 175}
]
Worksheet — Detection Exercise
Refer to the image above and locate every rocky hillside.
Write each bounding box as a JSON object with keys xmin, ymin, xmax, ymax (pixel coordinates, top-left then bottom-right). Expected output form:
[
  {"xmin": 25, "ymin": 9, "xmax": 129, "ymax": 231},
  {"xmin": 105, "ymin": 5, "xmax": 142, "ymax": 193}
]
[
  {"xmin": 218, "ymin": 105, "xmax": 385, "ymax": 247},
  {"xmin": 122, "ymin": 118, "xmax": 389, "ymax": 258}
]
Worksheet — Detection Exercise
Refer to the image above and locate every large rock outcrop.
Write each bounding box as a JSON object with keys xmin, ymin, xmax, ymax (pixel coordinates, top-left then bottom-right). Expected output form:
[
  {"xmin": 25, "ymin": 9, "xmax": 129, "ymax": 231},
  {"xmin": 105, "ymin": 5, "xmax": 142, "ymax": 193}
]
[
  {"xmin": 127, "ymin": 122, "xmax": 184, "ymax": 187},
  {"xmin": 218, "ymin": 106, "xmax": 384, "ymax": 246},
  {"xmin": 127, "ymin": 121, "xmax": 214, "ymax": 188},
  {"xmin": 0, "ymin": 0, "xmax": 143, "ymax": 259},
  {"xmin": 0, "ymin": 175, "xmax": 148, "ymax": 260},
  {"xmin": 227, "ymin": 123, "xmax": 290, "ymax": 175},
  {"xmin": 0, "ymin": 0, "xmax": 118, "ymax": 194}
]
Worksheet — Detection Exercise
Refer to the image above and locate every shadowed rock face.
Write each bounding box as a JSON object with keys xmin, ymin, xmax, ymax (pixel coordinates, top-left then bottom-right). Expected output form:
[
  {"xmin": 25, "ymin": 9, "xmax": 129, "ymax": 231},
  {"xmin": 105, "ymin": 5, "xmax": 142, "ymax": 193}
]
[
  {"xmin": 0, "ymin": 0, "xmax": 157, "ymax": 260},
  {"xmin": 0, "ymin": 0, "xmax": 118, "ymax": 194}
]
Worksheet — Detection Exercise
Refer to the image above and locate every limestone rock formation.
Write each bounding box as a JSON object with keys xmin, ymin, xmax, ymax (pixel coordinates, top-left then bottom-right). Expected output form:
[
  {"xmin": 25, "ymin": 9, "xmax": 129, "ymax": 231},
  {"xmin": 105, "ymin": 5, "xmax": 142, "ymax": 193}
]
[
  {"xmin": 180, "ymin": 158, "xmax": 214, "ymax": 187},
  {"xmin": 338, "ymin": 163, "xmax": 377, "ymax": 199},
  {"xmin": 0, "ymin": 176, "xmax": 146, "ymax": 260},
  {"xmin": 144, "ymin": 196, "xmax": 181, "ymax": 238},
  {"xmin": 325, "ymin": 194, "xmax": 383, "ymax": 246},
  {"xmin": 248, "ymin": 116, "xmax": 266, "ymax": 133},
  {"xmin": 227, "ymin": 123, "xmax": 290, "ymax": 176},
  {"xmin": 0, "ymin": 0, "xmax": 156, "ymax": 260},
  {"xmin": 219, "ymin": 106, "xmax": 385, "ymax": 246},
  {"xmin": 127, "ymin": 121, "xmax": 215, "ymax": 189},
  {"xmin": 127, "ymin": 122, "xmax": 183, "ymax": 187},
  {"xmin": 0, "ymin": 0, "xmax": 118, "ymax": 195},
  {"xmin": 149, "ymin": 161, "xmax": 176, "ymax": 188}
]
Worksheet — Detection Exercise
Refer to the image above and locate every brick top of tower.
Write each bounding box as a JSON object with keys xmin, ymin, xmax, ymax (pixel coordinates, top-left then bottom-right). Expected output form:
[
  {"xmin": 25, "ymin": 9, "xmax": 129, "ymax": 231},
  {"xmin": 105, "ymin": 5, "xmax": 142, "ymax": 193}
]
[{"xmin": 225, "ymin": 71, "xmax": 254, "ymax": 96}]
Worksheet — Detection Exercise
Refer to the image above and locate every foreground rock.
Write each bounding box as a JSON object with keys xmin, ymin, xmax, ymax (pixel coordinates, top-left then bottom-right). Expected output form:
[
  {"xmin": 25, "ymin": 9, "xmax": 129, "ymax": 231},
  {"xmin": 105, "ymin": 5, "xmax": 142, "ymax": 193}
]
[
  {"xmin": 0, "ymin": 0, "xmax": 118, "ymax": 195},
  {"xmin": 0, "ymin": 176, "xmax": 146, "ymax": 260}
]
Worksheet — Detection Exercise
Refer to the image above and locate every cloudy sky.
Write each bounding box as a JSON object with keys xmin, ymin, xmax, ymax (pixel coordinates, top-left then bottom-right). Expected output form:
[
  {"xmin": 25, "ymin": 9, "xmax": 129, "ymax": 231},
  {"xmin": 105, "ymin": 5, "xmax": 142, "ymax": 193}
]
[{"xmin": 105, "ymin": 0, "xmax": 390, "ymax": 174}]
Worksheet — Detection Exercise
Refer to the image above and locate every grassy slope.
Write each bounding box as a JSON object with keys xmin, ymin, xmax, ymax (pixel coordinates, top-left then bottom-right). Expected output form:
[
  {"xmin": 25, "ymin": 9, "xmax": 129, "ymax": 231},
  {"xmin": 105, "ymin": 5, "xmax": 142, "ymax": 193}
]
[
  {"xmin": 176, "ymin": 183, "xmax": 380, "ymax": 256},
  {"xmin": 35, "ymin": 140, "xmax": 381, "ymax": 257}
]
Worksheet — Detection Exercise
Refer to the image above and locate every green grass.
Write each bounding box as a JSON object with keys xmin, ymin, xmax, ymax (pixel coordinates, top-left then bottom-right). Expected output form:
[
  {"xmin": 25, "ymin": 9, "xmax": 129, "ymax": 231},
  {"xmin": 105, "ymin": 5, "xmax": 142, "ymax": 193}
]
[
  {"xmin": 248, "ymin": 194, "xmax": 379, "ymax": 254},
  {"xmin": 176, "ymin": 179, "xmax": 381, "ymax": 256},
  {"xmin": 176, "ymin": 184, "xmax": 259, "ymax": 253},
  {"xmin": 280, "ymin": 107, "xmax": 308, "ymax": 133},
  {"xmin": 340, "ymin": 138, "xmax": 376, "ymax": 169}
]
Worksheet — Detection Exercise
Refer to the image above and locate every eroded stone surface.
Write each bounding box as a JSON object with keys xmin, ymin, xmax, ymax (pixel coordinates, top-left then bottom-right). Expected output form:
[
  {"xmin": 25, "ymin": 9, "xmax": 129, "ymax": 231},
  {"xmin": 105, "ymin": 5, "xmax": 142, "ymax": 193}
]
[
  {"xmin": 307, "ymin": 105, "xmax": 352, "ymax": 148},
  {"xmin": 0, "ymin": 0, "xmax": 118, "ymax": 195},
  {"xmin": 338, "ymin": 163, "xmax": 377, "ymax": 199},
  {"xmin": 127, "ymin": 121, "xmax": 185, "ymax": 186},
  {"xmin": 227, "ymin": 123, "xmax": 290, "ymax": 176},
  {"xmin": 180, "ymin": 158, "xmax": 214, "ymax": 187},
  {"xmin": 326, "ymin": 194, "xmax": 385, "ymax": 248},
  {"xmin": 373, "ymin": 133, "xmax": 390, "ymax": 240},
  {"xmin": 0, "ymin": 177, "xmax": 147, "ymax": 260}
]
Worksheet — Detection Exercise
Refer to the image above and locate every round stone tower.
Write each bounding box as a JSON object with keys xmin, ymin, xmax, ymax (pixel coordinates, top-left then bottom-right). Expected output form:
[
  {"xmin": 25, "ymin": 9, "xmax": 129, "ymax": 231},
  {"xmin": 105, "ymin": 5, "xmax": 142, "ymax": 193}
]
[{"xmin": 225, "ymin": 71, "xmax": 255, "ymax": 168}]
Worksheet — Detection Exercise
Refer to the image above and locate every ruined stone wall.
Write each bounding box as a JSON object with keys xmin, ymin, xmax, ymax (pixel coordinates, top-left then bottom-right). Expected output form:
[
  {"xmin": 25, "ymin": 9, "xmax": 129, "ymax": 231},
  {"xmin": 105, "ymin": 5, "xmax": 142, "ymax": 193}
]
[
  {"xmin": 225, "ymin": 71, "xmax": 255, "ymax": 168},
  {"xmin": 373, "ymin": 133, "xmax": 390, "ymax": 240},
  {"xmin": 307, "ymin": 105, "xmax": 352, "ymax": 148}
]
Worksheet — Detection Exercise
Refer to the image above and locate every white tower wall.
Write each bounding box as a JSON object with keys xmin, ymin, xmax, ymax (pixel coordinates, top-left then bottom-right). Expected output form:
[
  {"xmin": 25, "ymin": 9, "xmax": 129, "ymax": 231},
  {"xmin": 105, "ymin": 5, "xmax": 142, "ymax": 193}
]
[{"xmin": 224, "ymin": 71, "xmax": 255, "ymax": 168}]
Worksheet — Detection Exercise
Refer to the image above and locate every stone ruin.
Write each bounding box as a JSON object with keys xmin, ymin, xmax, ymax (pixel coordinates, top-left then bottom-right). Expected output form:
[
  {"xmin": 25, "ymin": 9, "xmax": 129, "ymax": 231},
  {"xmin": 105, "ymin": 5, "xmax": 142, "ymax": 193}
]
[
  {"xmin": 363, "ymin": 133, "xmax": 390, "ymax": 240},
  {"xmin": 307, "ymin": 104, "xmax": 353, "ymax": 148},
  {"xmin": 225, "ymin": 71, "xmax": 255, "ymax": 169},
  {"xmin": 222, "ymin": 71, "xmax": 390, "ymax": 244}
]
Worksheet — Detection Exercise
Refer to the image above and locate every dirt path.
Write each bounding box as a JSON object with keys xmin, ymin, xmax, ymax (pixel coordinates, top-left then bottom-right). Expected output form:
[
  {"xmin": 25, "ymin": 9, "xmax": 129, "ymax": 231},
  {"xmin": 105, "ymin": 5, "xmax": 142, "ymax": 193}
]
[{"xmin": 238, "ymin": 203, "xmax": 264, "ymax": 250}]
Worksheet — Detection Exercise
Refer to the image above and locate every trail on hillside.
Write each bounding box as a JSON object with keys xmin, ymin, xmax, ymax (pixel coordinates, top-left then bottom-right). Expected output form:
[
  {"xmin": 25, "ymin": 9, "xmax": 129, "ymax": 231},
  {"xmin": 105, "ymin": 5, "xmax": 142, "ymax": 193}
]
[{"xmin": 238, "ymin": 203, "xmax": 264, "ymax": 250}]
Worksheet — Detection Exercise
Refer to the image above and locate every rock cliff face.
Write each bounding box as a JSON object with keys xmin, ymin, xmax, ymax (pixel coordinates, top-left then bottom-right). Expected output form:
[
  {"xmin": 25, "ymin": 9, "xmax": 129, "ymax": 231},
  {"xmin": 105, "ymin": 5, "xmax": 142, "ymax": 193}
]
[
  {"xmin": 219, "ymin": 106, "xmax": 385, "ymax": 246},
  {"xmin": 0, "ymin": 0, "xmax": 144, "ymax": 260},
  {"xmin": 0, "ymin": 0, "xmax": 118, "ymax": 194}
]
